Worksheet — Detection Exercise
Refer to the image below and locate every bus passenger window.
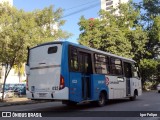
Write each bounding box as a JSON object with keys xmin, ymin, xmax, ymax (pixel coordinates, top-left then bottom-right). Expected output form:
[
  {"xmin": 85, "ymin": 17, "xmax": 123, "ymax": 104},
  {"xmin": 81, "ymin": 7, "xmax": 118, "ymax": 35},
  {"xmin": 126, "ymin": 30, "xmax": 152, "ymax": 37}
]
[
  {"xmin": 110, "ymin": 58, "xmax": 122, "ymax": 75},
  {"xmin": 79, "ymin": 53, "xmax": 92, "ymax": 74},
  {"xmin": 70, "ymin": 48, "xmax": 79, "ymax": 71},
  {"xmin": 124, "ymin": 62, "xmax": 132, "ymax": 77},
  {"xmin": 94, "ymin": 54, "xmax": 109, "ymax": 74}
]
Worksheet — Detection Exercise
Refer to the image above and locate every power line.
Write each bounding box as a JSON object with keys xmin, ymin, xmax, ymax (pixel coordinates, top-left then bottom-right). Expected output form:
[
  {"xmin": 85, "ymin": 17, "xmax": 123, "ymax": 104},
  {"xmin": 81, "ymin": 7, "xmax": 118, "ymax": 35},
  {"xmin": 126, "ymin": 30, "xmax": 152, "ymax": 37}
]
[
  {"xmin": 62, "ymin": 2, "xmax": 99, "ymax": 18},
  {"xmin": 64, "ymin": 0, "xmax": 98, "ymax": 11}
]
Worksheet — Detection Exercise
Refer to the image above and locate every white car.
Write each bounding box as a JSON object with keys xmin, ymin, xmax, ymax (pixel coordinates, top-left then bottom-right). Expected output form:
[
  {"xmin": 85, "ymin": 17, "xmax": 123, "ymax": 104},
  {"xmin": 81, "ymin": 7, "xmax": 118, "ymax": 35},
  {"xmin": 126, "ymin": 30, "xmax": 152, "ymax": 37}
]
[{"xmin": 157, "ymin": 83, "xmax": 160, "ymax": 93}]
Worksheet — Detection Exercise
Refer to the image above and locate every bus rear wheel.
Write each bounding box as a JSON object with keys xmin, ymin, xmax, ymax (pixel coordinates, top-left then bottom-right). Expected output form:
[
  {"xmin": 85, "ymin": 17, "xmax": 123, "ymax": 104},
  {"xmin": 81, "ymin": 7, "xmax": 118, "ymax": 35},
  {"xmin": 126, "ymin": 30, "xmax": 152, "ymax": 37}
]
[{"xmin": 97, "ymin": 92, "xmax": 106, "ymax": 107}]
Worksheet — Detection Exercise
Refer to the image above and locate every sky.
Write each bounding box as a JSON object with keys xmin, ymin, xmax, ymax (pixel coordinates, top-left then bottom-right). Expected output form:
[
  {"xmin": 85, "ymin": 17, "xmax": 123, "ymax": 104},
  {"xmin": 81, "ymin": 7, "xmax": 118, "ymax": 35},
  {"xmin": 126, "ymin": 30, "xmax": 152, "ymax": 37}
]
[{"xmin": 13, "ymin": 0, "xmax": 142, "ymax": 43}]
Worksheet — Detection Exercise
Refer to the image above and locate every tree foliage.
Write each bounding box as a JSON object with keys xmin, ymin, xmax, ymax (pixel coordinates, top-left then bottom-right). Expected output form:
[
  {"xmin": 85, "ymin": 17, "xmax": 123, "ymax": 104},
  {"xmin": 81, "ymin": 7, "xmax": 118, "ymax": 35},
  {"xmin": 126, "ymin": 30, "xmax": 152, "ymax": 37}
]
[
  {"xmin": 140, "ymin": 59, "xmax": 159, "ymax": 82},
  {"xmin": 78, "ymin": 1, "xmax": 160, "ymax": 87},
  {"xmin": 78, "ymin": 2, "xmax": 147, "ymax": 59},
  {"xmin": 0, "ymin": 3, "xmax": 71, "ymax": 101},
  {"xmin": 143, "ymin": 0, "xmax": 160, "ymax": 18},
  {"xmin": 139, "ymin": 0, "xmax": 160, "ymax": 85}
]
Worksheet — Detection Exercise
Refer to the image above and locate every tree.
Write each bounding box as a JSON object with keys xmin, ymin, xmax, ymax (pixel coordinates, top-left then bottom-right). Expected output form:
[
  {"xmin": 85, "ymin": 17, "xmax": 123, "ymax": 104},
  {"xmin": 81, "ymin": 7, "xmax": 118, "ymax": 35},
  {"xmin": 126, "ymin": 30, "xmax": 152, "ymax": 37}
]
[
  {"xmin": 126, "ymin": 26, "xmax": 148, "ymax": 62},
  {"xmin": 140, "ymin": 59, "xmax": 159, "ymax": 86},
  {"xmin": 135, "ymin": 0, "xmax": 160, "ymax": 59},
  {"xmin": 78, "ymin": 1, "xmax": 160, "ymax": 87},
  {"xmin": 13, "ymin": 63, "xmax": 25, "ymax": 83},
  {"xmin": 78, "ymin": 2, "xmax": 151, "ymax": 86},
  {"xmin": 0, "ymin": 3, "xmax": 71, "ymax": 101},
  {"xmin": 78, "ymin": 2, "xmax": 147, "ymax": 59},
  {"xmin": 143, "ymin": 0, "xmax": 160, "ymax": 18},
  {"xmin": 146, "ymin": 16, "xmax": 160, "ymax": 59},
  {"xmin": 134, "ymin": 0, "xmax": 160, "ymax": 86}
]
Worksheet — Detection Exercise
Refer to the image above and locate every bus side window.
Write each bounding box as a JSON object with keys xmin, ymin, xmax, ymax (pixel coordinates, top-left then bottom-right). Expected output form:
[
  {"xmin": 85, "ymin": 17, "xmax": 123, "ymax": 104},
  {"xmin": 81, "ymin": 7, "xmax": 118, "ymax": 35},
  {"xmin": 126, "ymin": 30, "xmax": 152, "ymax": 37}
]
[
  {"xmin": 110, "ymin": 58, "xmax": 123, "ymax": 75},
  {"xmin": 70, "ymin": 47, "xmax": 79, "ymax": 71},
  {"xmin": 124, "ymin": 62, "xmax": 132, "ymax": 78},
  {"xmin": 94, "ymin": 54, "xmax": 109, "ymax": 74}
]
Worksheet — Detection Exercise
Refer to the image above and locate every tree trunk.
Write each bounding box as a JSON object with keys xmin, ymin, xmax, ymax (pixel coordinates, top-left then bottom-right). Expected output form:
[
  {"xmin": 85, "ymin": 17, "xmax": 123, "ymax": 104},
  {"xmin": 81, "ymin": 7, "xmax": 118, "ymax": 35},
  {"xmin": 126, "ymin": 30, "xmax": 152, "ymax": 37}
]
[
  {"xmin": 18, "ymin": 64, "xmax": 21, "ymax": 83},
  {"xmin": 1, "ymin": 64, "xmax": 12, "ymax": 102}
]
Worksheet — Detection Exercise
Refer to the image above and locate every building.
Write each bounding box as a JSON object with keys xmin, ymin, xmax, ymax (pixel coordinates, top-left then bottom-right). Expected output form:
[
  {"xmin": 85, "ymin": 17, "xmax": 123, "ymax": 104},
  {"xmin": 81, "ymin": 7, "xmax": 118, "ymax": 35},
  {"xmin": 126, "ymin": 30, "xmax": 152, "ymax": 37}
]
[
  {"xmin": 100, "ymin": 0, "xmax": 129, "ymax": 15},
  {"xmin": 0, "ymin": 0, "xmax": 13, "ymax": 6},
  {"xmin": 0, "ymin": 65, "xmax": 26, "ymax": 84}
]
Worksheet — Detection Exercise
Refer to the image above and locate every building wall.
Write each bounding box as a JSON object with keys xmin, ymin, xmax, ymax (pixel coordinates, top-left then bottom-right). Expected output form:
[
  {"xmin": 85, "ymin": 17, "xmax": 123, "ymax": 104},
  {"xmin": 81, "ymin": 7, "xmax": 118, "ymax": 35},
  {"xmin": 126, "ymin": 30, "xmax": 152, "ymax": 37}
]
[
  {"xmin": 0, "ymin": 65, "xmax": 26, "ymax": 84},
  {"xmin": 100, "ymin": 0, "xmax": 129, "ymax": 15}
]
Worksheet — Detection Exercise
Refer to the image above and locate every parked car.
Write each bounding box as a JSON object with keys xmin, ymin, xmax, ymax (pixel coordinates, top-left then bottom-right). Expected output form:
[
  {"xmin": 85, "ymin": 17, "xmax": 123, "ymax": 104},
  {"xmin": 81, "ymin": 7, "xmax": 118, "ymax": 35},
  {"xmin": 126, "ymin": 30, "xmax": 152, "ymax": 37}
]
[
  {"xmin": 13, "ymin": 84, "xmax": 26, "ymax": 97},
  {"xmin": 0, "ymin": 83, "xmax": 26, "ymax": 98},
  {"xmin": 157, "ymin": 83, "xmax": 160, "ymax": 93}
]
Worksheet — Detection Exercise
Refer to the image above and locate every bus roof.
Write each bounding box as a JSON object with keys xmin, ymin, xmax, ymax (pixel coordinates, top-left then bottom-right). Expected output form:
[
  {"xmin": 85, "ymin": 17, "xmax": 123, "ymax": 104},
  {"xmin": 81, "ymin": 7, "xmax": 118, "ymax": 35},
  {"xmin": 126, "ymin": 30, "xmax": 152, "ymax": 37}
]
[{"xmin": 31, "ymin": 41, "xmax": 135, "ymax": 63}]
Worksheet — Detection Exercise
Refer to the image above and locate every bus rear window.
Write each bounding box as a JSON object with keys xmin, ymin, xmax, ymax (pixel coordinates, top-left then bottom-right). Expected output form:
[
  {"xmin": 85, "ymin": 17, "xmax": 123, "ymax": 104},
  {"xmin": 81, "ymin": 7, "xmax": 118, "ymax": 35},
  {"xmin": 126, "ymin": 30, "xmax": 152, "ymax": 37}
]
[{"xmin": 48, "ymin": 46, "xmax": 57, "ymax": 54}]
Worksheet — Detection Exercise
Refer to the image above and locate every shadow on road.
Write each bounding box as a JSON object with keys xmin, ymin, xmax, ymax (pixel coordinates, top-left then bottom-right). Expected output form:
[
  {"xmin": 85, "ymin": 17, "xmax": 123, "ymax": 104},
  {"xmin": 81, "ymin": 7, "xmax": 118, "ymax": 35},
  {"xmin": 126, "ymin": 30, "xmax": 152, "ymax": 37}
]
[
  {"xmin": 30, "ymin": 98, "xmax": 144, "ymax": 117},
  {"xmin": 36, "ymin": 98, "xmax": 142, "ymax": 112}
]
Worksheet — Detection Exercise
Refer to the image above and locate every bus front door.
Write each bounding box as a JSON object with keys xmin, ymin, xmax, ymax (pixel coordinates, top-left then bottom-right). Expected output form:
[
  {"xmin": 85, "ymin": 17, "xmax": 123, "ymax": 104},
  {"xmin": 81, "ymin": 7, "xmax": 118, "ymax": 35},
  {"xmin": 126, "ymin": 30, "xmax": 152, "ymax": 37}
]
[{"xmin": 79, "ymin": 52, "xmax": 92, "ymax": 100}]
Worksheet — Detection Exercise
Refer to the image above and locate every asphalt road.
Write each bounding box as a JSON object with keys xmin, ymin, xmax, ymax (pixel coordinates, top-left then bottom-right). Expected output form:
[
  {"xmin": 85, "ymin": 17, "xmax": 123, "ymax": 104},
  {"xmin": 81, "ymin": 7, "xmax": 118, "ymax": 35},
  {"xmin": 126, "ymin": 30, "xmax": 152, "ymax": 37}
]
[{"xmin": 0, "ymin": 91, "xmax": 160, "ymax": 120}]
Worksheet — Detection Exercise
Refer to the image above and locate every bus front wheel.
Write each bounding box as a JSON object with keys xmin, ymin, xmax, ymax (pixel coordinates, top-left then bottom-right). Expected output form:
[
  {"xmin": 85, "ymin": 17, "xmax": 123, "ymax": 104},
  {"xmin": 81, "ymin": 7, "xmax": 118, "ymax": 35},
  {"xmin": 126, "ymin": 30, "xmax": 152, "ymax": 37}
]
[
  {"xmin": 130, "ymin": 91, "xmax": 137, "ymax": 101},
  {"xmin": 97, "ymin": 92, "xmax": 106, "ymax": 107}
]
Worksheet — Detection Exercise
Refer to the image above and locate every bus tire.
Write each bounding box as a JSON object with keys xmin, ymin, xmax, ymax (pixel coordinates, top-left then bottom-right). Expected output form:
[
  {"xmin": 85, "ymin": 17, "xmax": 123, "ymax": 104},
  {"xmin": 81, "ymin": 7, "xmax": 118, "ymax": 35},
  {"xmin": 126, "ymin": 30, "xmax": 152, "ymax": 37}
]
[
  {"xmin": 130, "ymin": 91, "xmax": 137, "ymax": 101},
  {"xmin": 97, "ymin": 92, "xmax": 106, "ymax": 107}
]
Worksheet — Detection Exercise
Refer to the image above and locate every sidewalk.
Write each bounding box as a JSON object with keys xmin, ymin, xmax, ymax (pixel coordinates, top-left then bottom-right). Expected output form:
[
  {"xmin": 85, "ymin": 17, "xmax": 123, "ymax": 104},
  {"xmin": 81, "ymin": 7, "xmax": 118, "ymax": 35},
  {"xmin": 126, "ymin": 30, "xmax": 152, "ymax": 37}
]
[{"xmin": 0, "ymin": 97, "xmax": 45, "ymax": 107}]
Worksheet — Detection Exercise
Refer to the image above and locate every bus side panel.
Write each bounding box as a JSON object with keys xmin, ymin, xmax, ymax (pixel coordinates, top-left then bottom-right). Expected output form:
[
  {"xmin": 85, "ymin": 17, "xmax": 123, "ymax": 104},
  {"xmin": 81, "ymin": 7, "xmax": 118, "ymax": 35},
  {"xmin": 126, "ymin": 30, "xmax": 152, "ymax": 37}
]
[
  {"xmin": 69, "ymin": 72, "xmax": 82, "ymax": 102},
  {"xmin": 130, "ymin": 78, "xmax": 142, "ymax": 96},
  {"xmin": 60, "ymin": 43, "xmax": 69, "ymax": 97},
  {"xmin": 108, "ymin": 76, "xmax": 126, "ymax": 99},
  {"xmin": 91, "ymin": 74, "xmax": 108, "ymax": 101}
]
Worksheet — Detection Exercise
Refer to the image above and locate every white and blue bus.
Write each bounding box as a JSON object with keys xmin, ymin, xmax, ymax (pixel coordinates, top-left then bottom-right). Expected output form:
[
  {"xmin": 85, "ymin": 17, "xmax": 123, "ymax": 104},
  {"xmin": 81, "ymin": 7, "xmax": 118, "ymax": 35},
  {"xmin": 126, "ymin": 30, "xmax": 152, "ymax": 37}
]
[{"xmin": 26, "ymin": 41, "xmax": 142, "ymax": 106}]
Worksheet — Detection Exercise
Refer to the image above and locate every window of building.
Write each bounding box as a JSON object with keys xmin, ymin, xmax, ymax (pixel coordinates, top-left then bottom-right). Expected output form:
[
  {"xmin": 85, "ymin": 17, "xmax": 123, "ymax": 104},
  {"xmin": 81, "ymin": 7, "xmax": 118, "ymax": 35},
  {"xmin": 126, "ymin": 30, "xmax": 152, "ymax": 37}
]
[
  {"xmin": 110, "ymin": 57, "xmax": 122, "ymax": 75},
  {"xmin": 106, "ymin": 6, "xmax": 111, "ymax": 10},
  {"xmin": 106, "ymin": 5, "xmax": 113, "ymax": 10},
  {"xmin": 94, "ymin": 54, "xmax": 109, "ymax": 74},
  {"xmin": 106, "ymin": 1, "xmax": 113, "ymax": 6}
]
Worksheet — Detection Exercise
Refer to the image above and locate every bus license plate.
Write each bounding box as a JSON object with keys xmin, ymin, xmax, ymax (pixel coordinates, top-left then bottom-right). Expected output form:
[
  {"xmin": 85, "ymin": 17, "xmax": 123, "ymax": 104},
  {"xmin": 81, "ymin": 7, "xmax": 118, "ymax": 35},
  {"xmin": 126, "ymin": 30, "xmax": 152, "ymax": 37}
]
[{"xmin": 39, "ymin": 93, "xmax": 47, "ymax": 97}]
